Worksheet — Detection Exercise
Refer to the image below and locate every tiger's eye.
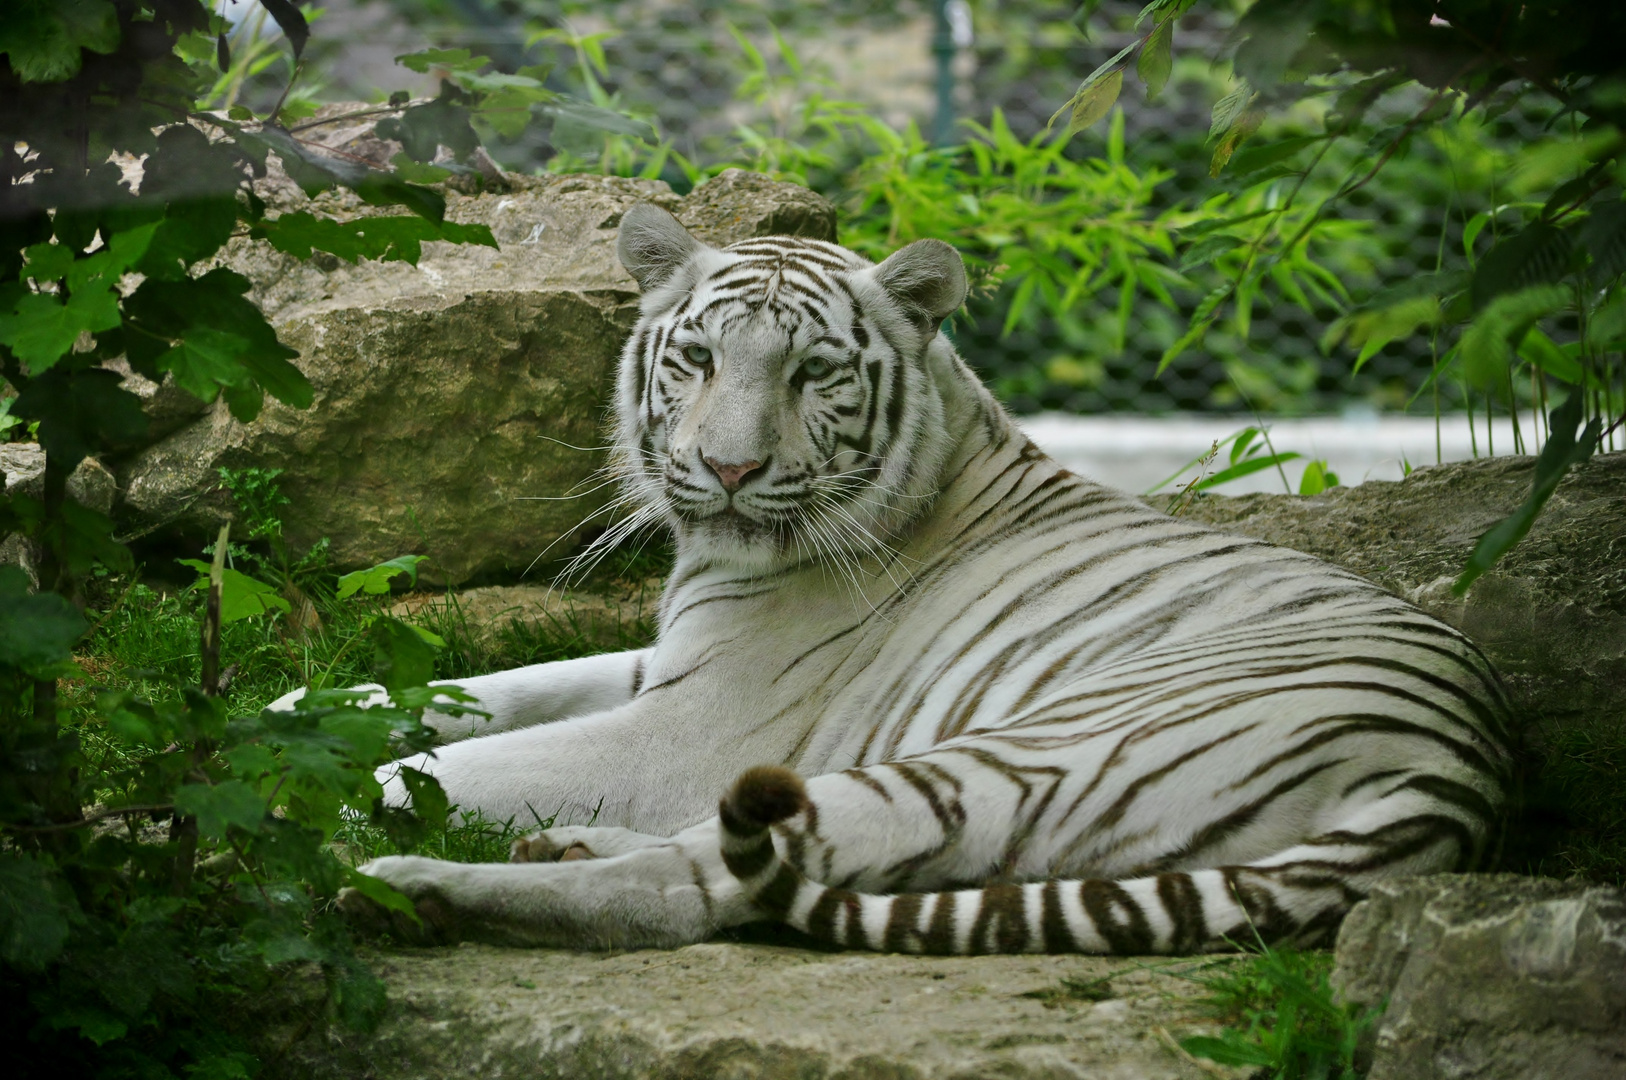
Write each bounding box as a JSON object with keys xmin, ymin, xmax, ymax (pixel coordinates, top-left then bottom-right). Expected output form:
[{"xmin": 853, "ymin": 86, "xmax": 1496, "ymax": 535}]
[
  {"xmin": 683, "ymin": 345, "xmax": 713, "ymax": 368},
  {"xmin": 800, "ymin": 356, "xmax": 833, "ymax": 380}
]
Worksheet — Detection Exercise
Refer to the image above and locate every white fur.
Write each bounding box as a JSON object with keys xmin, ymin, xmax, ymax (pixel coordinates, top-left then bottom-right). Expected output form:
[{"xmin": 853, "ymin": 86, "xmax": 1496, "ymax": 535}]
[{"xmin": 306, "ymin": 220, "xmax": 1508, "ymax": 951}]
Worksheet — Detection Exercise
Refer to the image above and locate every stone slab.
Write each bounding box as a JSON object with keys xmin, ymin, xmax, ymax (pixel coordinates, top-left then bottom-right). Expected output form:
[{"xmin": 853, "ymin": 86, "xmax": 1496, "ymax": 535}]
[
  {"xmin": 269, "ymin": 940, "xmax": 1238, "ymax": 1080},
  {"xmin": 1333, "ymin": 874, "xmax": 1626, "ymax": 1080}
]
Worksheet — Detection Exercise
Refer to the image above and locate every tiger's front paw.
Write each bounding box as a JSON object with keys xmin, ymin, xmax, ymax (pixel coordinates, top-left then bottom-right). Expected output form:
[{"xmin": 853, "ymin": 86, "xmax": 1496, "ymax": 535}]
[
  {"xmin": 510, "ymin": 832, "xmax": 596, "ymax": 863},
  {"xmin": 509, "ymin": 825, "xmax": 667, "ymax": 864},
  {"xmin": 338, "ymin": 856, "xmax": 464, "ymax": 945}
]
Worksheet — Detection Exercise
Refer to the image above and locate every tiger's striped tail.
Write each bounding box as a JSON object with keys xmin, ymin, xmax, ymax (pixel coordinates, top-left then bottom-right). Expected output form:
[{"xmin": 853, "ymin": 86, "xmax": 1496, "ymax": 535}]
[{"xmin": 718, "ymin": 766, "xmax": 1358, "ymax": 956}]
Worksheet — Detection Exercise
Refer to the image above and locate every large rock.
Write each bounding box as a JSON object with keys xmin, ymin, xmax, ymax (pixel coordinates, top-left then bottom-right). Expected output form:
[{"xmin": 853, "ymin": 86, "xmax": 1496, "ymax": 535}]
[
  {"xmin": 266, "ymin": 940, "xmax": 1230, "ymax": 1080},
  {"xmin": 1332, "ymin": 874, "xmax": 1626, "ymax": 1080},
  {"xmin": 114, "ymin": 166, "xmax": 835, "ymax": 583},
  {"xmin": 1, "ymin": 444, "xmax": 117, "ymax": 588}
]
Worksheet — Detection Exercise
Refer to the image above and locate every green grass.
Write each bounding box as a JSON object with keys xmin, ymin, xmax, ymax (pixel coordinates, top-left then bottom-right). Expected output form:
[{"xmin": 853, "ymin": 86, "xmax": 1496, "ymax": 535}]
[
  {"xmin": 62, "ymin": 532, "xmax": 664, "ymax": 870},
  {"xmin": 1174, "ymin": 945, "xmax": 1378, "ymax": 1080}
]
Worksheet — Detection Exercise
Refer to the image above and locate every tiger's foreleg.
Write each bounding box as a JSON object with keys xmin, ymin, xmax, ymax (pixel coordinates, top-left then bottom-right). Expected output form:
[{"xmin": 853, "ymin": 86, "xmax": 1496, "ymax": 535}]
[{"xmin": 341, "ymin": 816, "xmax": 753, "ymax": 949}]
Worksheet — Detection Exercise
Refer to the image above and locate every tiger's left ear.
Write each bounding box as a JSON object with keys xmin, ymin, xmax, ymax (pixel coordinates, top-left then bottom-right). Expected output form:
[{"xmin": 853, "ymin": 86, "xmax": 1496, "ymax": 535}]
[
  {"xmin": 872, "ymin": 239, "xmax": 968, "ymax": 332},
  {"xmin": 618, "ymin": 204, "xmax": 705, "ymax": 292}
]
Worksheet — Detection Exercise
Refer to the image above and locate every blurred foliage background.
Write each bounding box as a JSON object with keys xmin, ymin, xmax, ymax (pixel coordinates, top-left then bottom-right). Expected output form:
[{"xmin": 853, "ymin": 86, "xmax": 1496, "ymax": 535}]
[{"xmin": 205, "ymin": 0, "xmax": 1621, "ymax": 434}]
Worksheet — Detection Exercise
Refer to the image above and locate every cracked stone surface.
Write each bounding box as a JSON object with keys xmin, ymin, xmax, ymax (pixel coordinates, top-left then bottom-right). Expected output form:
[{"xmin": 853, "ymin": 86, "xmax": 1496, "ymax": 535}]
[
  {"xmin": 264, "ymin": 940, "xmax": 1238, "ymax": 1080},
  {"xmin": 1333, "ymin": 874, "xmax": 1626, "ymax": 1080}
]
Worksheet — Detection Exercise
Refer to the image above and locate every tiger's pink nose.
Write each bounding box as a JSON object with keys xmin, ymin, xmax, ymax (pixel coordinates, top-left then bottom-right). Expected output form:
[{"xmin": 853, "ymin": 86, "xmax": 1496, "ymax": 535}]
[{"xmin": 703, "ymin": 456, "xmax": 764, "ymax": 492}]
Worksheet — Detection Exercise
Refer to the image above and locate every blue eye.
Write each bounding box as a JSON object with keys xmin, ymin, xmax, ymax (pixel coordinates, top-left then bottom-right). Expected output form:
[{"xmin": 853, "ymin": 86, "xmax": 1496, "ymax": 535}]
[
  {"xmin": 800, "ymin": 356, "xmax": 833, "ymax": 380},
  {"xmin": 682, "ymin": 345, "xmax": 713, "ymax": 368}
]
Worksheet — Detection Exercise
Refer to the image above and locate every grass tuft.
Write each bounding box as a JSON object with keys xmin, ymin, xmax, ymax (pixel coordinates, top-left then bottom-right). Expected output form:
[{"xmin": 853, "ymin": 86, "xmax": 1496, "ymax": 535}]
[{"xmin": 1175, "ymin": 945, "xmax": 1378, "ymax": 1080}]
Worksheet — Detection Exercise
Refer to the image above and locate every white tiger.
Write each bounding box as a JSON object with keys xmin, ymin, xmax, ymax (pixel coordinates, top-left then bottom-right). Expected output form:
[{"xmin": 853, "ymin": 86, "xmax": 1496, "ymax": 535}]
[{"xmin": 300, "ymin": 204, "xmax": 1512, "ymax": 954}]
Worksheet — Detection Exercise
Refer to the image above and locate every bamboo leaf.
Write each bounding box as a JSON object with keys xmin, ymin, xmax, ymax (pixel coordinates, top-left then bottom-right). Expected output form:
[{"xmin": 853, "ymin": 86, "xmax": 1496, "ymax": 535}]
[
  {"xmin": 1470, "ymin": 223, "xmax": 1575, "ymax": 309},
  {"xmin": 1454, "ymin": 393, "xmax": 1599, "ymax": 595},
  {"xmin": 1460, "ymin": 284, "xmax": 1570, "ymax": 390}
]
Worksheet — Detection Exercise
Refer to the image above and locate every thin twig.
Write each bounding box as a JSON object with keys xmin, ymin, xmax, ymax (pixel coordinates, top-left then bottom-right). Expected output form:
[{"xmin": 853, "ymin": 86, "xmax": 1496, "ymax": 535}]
[{"xmin": 288, "ymin": 103, "xmax": 419, "ymax": 134}]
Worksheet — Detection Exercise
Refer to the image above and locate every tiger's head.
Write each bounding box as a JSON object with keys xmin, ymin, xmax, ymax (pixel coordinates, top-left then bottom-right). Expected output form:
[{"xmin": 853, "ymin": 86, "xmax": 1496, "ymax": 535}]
[{"xmin": 610, "ymin": 204, "xmax": 969, "ymax": 572}]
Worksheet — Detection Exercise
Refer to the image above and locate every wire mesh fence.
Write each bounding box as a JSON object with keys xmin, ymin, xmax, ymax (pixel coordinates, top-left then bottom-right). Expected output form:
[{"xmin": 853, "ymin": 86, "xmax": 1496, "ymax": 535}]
[{"xmin": 277, "ymin": 0, "xmax": 1564, "ymax": 417}]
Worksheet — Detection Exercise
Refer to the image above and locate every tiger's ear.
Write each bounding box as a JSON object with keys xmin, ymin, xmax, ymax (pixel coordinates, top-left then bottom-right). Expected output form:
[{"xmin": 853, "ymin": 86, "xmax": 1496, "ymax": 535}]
[
  {"xmin": 618, "ymin": 204, "xmax": 704, "ymax": 292},
  {"xmin": 873, "ymin": 239, "xmax": 968, "ymax": 331}
]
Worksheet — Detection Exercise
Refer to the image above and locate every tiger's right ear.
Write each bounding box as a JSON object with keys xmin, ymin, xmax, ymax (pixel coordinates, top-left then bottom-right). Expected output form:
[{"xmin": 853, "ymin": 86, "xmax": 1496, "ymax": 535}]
[{"xmin": 618, "ymin": 204, "xmax": 704, "ymax": 292}]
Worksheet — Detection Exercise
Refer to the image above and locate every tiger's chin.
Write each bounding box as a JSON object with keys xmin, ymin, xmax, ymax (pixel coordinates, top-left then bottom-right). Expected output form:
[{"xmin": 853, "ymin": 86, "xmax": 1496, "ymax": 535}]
[
  {"xmin": 676, "ymin": 504, "xmax": 897, "ymax": 576},
  {"xmin": 674, "ymin": 508, "xmax": 794, "ymax": 574}
]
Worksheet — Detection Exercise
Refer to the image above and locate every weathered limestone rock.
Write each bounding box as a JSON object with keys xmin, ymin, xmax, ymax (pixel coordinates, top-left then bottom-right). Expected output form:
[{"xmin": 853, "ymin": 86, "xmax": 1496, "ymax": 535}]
[
  {"xmin": 114, "ymin": 167, "xmax": 835, "ymax": 583},
  {"xmin": 1180, "ymin": 453, "xmax": 1626, "ymax": 742},
  {"xmin": 268, "ymin": 940, "xmax": 1232, "ymax": 1080},
  {"xmin": 387, "ymin": 580, "xmax": 661, "ymax": 652},
  {"xmin": 1332, "ymin": 874, "xmax": 1626, "ymax": 1080},
  {"xmin": 1, "ymin": 444, "xmax": 117, "ymax": 587}
]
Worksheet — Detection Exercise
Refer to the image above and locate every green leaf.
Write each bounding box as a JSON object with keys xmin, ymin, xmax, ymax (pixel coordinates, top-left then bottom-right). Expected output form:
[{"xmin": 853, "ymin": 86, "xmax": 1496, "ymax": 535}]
[
  {"xmin": 156, "ymin": 328, "xmax": 254, "ymax": 403},
  {"xmin": 1229, "ymin": 135, "xmax": 1324, "ymax": 176},
  {"xmin": 1463, "ymin": 211, "xmax": 1492, "ymax": 261},
  {"xmin": 1209, "ymin": 82, "xmax": 1253, "ymax": 139},
  {"xmin": 0, "ymin": 290, "xmax": 120, "ymax": 374},
  {"xmin": 124, "ymin": 269, "xmax": 313, "ymax": 410},
  {"xmin": 536, "ymin": 98, "xmax": 655, "ymax": 142},
  {"xmin": 400, "ymin": 766, "xmax": 449, "ymax": 831},
  {"xmin": 11, "ymin": 367, "xmax": 149, "ymax": 472},
  {"xmin": 1179, "ymin": 234, "xmax": 1245, "ymax": 272},
  {"xmin": 1587, "ymin": 290, "xmax": 1626, "ymax": 350},
  {"xmin": 0, "ymin": 853, "xmax": 73, "ymax": 969},
  {"xmin": 22, "ymin": 243, "xmax": 75, "ymax": 284},
  {"xmin": 1578, "ymin": 199, "xmax": 1626, "ymax": 281},
  {"xmin": 1299, "ymin": 459, "xmax": 1339, "ymax": 495},
  {"xmin": 1230, "ymin": 427, "xmax": 1260, "ymax": 466},
  {"xmin": 178, "ymin": 560, "xmax": 293, "ymax": 623},
  {"xmin": 251, "ymin": 212, "xmax": 496, "ymax": 268},
  {"xmin": 1069, "ymin": 69, "xmax": 1123, "ymax": 134},
  {"xmin": 0, "ymin": 562, "xmax": 83, "ymax": 676},
  {"xmin": 1158, "ymin": 314, "xmax": 1215, "ymax": 374},
  {"xmin": 1520, "ymin": 328, "xmax": 1586, "ymax": 384},
  {"xmin": 1210, "ymin": 106, "xmax": 1265, "ymax": 177},
  {"xmin": 1137, "ymin": 17, "xmax": 1173, "ymax": 101},
  {"xmin": 337, "ymin": 555, "xmax": 429, "ymax": 599},
  {"xmin": 174, "ymin": 780, "xmax": 267, "ymax": 838},
  {"xmin": 1460, "ymin": 284, "xmax": 1571, "ymax": 390},
  {"xmin": 1330, "ymin": 294, "xmax": 1441, "ymax": 373},
  {"xmin": 137, "ymin": 198, "xmax": 241, "ymax": 281},
  {"xmin": 370, "ymin": 616, "xmax": 438, "ymax": 696},
  {"xmin": 1471, "ymin": 223, "xmax": 1575, "ymax": 309},
  {"xmin": 256, "ymin": 0, "xmax": 310, "ymax": 61},
  {"xmin": 50, "ymin": 1008, "xmax": 127, "ymax": 1045},
  {"xmin": 1455, "ymin": 392, "xmax": 1600, "ymax": 595},
  {"xmin": 51, "ymin": 500, "xmax": 133, "ymax": 579},
  {"xmin": 1195, "ymin": 450, "xmax": 1301, "ymax": 491},
  {"xmin": 389, "ymin": 154, "xmax": 454, "ymax": 185},
  {"xmin": 344, "ymin": 865, "xmax": 418, "ymax": 915},
  {"xmin": 395, "ymin": 47, "xmax": 484, "ymax": 74},
  {"xmin": 0, "ymin": 0, "xmax": 119, "ymax": 83},
  {"xmin": 1179, "ymin": 1035, "xmax": 1275, "ymax": 1068}
]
